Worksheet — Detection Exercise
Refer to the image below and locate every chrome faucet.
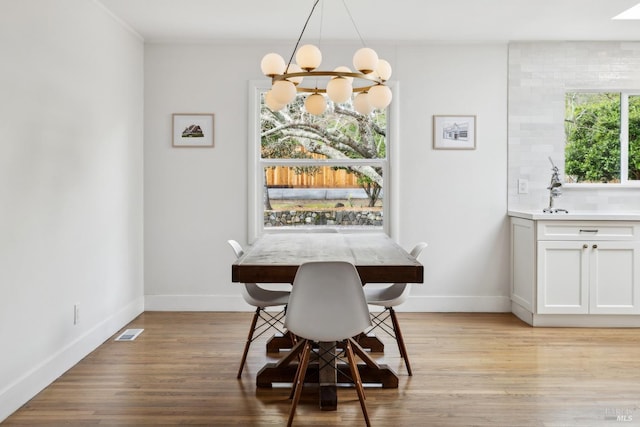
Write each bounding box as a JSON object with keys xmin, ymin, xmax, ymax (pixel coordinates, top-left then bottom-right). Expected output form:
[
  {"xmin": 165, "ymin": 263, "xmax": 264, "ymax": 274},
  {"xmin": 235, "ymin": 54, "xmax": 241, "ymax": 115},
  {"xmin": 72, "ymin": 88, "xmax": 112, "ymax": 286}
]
[{"xmin": 543, "ymin": 157, "xmax": 568, "ymax": 213}]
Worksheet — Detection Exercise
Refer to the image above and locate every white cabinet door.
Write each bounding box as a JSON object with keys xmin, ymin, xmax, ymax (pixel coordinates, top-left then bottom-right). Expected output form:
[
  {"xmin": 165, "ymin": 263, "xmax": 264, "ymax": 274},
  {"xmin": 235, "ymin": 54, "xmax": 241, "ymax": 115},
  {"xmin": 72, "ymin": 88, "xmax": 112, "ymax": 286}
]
[
  {"xmin": 537, "ymin": 241, "xmax": 589, "ymax": 314},
  {"xmin": 589, "ymin": 241, "xmax": 640, "ymax": 314}
]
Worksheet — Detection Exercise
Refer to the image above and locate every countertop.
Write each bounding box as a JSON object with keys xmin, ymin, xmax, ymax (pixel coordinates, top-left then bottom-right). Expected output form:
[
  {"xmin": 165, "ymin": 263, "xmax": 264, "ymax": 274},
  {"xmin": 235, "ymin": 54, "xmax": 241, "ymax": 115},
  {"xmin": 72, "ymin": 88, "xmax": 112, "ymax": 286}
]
[{"xmin": 508, "ymin": 210, "xmax": 640, "ymax": 221}]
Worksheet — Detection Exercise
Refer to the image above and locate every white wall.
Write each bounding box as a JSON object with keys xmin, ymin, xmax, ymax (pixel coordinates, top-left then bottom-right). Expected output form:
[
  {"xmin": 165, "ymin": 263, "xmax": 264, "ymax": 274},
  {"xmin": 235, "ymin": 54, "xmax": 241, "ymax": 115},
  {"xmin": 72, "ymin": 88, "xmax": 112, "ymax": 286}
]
[
  {"xmin": 396, "ymin": 44, "xmax": 510, "ymax": 311},
  {"xmin": 0, "ymin": 0, "xmax": 144, "ymax": 421},
  {"xmin": 144, "ymin": 42, "xmax": 510, "ymax": 312}
]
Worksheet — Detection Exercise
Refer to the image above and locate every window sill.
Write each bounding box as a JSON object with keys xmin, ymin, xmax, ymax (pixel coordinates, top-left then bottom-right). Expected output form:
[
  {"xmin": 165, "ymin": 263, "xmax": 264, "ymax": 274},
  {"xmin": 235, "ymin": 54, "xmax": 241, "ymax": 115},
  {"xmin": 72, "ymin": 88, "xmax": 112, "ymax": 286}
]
[{"xmin": 563, "ymin": 183, "xmax": 640, "ymax": 190}]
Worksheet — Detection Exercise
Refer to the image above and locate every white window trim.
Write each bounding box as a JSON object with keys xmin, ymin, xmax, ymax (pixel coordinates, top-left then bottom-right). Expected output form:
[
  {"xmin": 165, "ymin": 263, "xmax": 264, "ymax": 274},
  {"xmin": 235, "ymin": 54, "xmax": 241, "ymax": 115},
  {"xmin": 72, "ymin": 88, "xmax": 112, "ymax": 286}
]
[
  {"xmin": 247, "ymin": 80, "xmax": 400, "ymax": 243},
  {"xmin": 565, "ymin": 90, "xmax": 639, "ymax": 186},
  {"xmin": 621, "ymin": 93, "xmax": 630, "ymax": 183}
]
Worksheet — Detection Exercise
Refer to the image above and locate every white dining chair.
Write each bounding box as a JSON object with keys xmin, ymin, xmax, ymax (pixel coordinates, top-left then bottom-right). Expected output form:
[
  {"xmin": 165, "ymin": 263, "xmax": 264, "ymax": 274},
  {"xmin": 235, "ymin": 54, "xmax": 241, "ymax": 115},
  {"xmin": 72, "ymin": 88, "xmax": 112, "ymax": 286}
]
[
  {"xmin": 284, "ymin": 261, "xmax": 372, "ymax": 427},
  {"xmin": 227, "ymin": 239, "xmax": 290, "ymax": 379},
  {"xmin": 364, "ymin": 242, "xmax": 427, "ymax": 376}
]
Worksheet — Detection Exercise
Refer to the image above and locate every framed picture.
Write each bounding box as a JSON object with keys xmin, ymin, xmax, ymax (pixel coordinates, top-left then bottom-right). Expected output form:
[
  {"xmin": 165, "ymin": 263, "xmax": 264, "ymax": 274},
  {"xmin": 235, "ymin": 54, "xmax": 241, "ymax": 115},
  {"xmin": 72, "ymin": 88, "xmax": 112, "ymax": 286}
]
[
  {"xmin": 172, "ymin": 113, "xmax": 214, "ymax": 147},
  {"xmin": 433, "ymin": 115, "xmax": 476, "ymax": 150}
]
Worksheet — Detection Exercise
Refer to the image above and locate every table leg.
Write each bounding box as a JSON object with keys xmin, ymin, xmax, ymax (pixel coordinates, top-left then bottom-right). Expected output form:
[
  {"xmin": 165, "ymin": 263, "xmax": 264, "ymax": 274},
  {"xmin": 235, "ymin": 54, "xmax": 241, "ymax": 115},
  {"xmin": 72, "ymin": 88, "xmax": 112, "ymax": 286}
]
[
  {"xmin": 318, "ymin": 341, "xmax": 337, "ymax": 411},
  {"xmin": 266, "ymin": 331, "xmax": 295, "ymax": 352},
  {"xmin": 353, "ymin": 333, "xmax": 385, "ymax": 352}
]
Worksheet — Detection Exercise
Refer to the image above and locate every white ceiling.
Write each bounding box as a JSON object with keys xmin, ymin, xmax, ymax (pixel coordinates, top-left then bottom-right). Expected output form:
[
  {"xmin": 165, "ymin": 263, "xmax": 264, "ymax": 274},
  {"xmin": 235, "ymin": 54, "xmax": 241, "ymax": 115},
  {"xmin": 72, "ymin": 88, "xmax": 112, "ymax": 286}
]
[{"xmin": 98, "ymin": 0, "xmax": 640, "ymax": 43}]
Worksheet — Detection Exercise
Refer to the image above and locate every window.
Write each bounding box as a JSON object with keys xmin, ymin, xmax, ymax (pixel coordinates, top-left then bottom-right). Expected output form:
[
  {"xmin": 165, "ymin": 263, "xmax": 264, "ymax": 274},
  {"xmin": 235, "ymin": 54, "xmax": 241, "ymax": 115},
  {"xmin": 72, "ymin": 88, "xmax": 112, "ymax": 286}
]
[
  {"xmin": 248, "ymin": 82, "xmax": 392, "ymax": 238},
  {"xmin": 564, "ymin": 91, "xmax": 640, "ymax": 184}
]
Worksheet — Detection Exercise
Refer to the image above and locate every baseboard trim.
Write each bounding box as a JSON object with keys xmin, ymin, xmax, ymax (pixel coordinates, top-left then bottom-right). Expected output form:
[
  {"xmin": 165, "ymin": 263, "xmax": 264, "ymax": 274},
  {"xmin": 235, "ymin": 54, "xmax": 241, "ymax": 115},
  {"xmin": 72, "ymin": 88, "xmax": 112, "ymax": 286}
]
[
  {"xmin": 399, "ymin": 295, "xmax": 512, "ymax": 312},
  {"xmin": 0, "ymin": 297, "xmax": 144, "ymax": 422},
  {"xmin": 144, "ymin": 295, "xmax": 256, "ymax": 311},
  {"xmin": 144, "ymin": 294, "xmax": 512, "ymax": 313},
  {"xmin": 511, "ymin": 301, "xmax": 640, "ymax": 327}
]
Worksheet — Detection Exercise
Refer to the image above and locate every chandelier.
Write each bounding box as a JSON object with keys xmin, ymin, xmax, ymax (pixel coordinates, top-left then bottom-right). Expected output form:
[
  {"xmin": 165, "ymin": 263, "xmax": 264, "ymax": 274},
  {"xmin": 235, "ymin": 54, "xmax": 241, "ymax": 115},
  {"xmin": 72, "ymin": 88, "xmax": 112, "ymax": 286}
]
[{"xmin": 260, "ymin": 0, "xmax": 392, "ymax": 116}]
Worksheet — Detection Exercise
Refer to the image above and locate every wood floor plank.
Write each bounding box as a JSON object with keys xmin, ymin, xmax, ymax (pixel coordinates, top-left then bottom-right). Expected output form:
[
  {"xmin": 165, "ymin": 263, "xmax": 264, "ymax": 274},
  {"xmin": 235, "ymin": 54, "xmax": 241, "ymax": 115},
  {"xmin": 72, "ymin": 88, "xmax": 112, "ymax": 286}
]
[{"xmin": 4, "ymin": 312, "xmax": 640, "ymax": 426}]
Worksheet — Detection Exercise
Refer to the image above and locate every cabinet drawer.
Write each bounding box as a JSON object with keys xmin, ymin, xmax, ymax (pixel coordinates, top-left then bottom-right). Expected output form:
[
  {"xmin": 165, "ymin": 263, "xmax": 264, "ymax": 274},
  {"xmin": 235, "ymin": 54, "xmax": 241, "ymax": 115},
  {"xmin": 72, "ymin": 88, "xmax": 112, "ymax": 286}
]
[{"xmin": 537, "ymin": 221, "xmax": 639, "ymax": 241}]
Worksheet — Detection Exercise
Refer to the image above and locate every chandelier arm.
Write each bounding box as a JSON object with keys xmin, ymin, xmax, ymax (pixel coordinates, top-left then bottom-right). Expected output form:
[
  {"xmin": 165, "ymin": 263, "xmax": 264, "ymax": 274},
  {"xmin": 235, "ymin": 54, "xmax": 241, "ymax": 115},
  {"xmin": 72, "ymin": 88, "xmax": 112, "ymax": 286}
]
[
  {"xmin": 273, "ymin": 71, "xmax": 383, "ymax": 95},
  {"xmin": 285, "ymin": 0, "xmax": 321, "ymax": 71},
  {"xmin": 274, "ymin": 71, "xmax": 380, "ymax": 81}
]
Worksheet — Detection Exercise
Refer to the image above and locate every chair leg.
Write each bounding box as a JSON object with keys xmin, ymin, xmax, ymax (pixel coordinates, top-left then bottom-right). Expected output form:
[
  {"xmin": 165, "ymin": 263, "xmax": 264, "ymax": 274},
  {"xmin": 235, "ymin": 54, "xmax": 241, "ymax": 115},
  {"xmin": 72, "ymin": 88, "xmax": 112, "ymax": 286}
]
[
  {"xmin": 388, "ymin": 307, "xmax": 412, "ymax": 376},
  {"xmin": 288, "ymin": 339, "xmax": 308, "ymax": 399},
  {"xmin": 345, "ymin": 339, "xmax": 370, "ymax": 427},
  {"xmin": 237, "ymin": 307, "xmax": 260, "ymax": 379},
  {"xmin": 287, "ymin": 341, "xmax": 312, "ymax": 427}
]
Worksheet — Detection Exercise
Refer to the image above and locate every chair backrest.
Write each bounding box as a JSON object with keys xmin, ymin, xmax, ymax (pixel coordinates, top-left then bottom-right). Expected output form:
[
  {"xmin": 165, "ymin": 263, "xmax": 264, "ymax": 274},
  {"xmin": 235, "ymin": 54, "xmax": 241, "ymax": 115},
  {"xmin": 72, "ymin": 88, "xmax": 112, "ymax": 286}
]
[
  {"xmin": 285, "ymin": 261, "xmax": 371, "ymax": 342},
  {"xmin": 227, "ymin": 239, "xmax": 265, "ymax": 305},
  {"xmin": 409, "ymin": 242, "xmax": 428, "ymax": 259},
  {"xmin": 227, "ymin": 239, "xmax": 244, "ymax": 258},
  {"xmin": 385, "ymin": 242, "xmax": 428, "ymax": 304}
]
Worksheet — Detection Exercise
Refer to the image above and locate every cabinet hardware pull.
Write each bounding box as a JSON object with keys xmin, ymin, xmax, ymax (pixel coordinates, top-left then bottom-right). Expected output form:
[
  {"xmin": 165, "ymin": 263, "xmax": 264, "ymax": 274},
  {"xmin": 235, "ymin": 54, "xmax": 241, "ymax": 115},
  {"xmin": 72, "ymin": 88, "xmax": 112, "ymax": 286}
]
[
  {"xmin": 579, "ymin": 229, "xmax": 599, "ymax": 233},
  {"xmin": 583, "ymin": 244, "xmax": 588, "ymax": 249},
  {"xmin": 593, "ymin": 244, "xmax": 598, "ymax": 249}
]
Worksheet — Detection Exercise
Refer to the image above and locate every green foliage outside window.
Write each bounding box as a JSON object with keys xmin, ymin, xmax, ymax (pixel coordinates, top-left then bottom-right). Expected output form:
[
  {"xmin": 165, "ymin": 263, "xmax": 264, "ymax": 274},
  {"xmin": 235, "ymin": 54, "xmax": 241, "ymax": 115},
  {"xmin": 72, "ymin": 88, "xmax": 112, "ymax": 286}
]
[
  {"xmin": 564, "ymin": 92, "xmax": 640, "ymax": 183},
  {"xmin": 629, "ymin": 96, "xmax": 640, "ymax": 180}
]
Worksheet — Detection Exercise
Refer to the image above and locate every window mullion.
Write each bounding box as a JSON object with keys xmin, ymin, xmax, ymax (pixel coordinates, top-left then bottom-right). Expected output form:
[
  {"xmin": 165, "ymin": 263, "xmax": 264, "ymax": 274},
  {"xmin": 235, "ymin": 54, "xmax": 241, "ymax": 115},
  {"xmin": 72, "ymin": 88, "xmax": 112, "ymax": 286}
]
[
  {"xmin": 621, "ymin": 93, "xmax": 629, "ymax": 184},
  {"xmin": 260, "ymin": 159, "xmax": 385, "ymax": 167}
]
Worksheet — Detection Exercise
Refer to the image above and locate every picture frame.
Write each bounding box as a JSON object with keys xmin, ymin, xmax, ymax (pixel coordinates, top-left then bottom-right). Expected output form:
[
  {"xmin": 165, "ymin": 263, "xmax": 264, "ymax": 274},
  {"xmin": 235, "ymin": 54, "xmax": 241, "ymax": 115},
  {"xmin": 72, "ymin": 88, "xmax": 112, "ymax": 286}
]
[
  {"xmin": 433, "ymin": 115, "xmax": 476, "ymax": 150},
  {"xmin": 172, "ymin": 113, "xmax": 214, "ymax": 147}
]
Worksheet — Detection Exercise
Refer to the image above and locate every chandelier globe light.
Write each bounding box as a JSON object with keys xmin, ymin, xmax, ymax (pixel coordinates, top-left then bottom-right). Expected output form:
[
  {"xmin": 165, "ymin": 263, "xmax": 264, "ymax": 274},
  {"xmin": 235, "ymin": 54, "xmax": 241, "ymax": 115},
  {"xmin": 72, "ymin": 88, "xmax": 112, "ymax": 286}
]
[
  {"xmin": 305, "ymin": 93, "xmax": 327, "ymax": 115},
  {"xmin": 264, "ymin": 90, "xmax": 286, "ymax": 112},
  {"xmin": 271, "ymin": 80, "xmax": 297, "ymax": 104},
  {"xmin": 376, "ymin": 59, "xmax": 393, "ymax": 81},
  {"xmin": 260, "ymin": 53, "xmax": 286, "ymax": 77},
  {"xmin": 368, "ymin": 84, "xmax": 393, "ymax": 109},
  {"xmin": 352, "ymin": 47, "xmax": 379, "ymax": 74},
  {"xmin": 326, "ymin": 77, "xmax": 353, "ymax": 103},
  {"xmin": 296, "ymin": 44, "xmax": 323, "ymax": 71},
  {"xmin": 260, "ymin": 0, "xmax": 392, "ymax": 116},
  {"xmin": 353, "ymin": 92, "xmax": 374, "ymax": 115}
]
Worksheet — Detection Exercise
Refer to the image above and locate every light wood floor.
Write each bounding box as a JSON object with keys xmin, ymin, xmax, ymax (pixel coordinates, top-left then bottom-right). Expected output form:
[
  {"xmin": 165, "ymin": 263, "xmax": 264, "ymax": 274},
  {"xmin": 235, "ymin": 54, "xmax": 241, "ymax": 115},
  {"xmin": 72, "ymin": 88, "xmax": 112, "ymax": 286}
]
[{"xmin": 4, "ymin": 312, "xmax": 640, "ymax": 426}]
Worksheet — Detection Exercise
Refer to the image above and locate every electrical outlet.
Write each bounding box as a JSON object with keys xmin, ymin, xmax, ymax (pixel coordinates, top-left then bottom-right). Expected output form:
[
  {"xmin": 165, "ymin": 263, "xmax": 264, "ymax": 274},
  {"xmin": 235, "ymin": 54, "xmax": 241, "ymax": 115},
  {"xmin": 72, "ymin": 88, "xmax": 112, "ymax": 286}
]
[
  {"xmin": 74, "ymin": 304, "xmax": 80, "ymax": 325},
  {"xmin": 518, "ymin": 178, "xmax": 529, "ymax": 194}
]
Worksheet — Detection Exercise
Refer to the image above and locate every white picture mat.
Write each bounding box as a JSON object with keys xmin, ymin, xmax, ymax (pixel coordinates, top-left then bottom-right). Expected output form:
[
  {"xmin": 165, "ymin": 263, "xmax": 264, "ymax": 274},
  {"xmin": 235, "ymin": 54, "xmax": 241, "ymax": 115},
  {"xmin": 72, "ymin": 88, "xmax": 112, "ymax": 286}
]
[
  {"xmin": 172, "ymin": 113, "xmax": 214, "ymax": 147},
  {"xmin": 433, "ymin": 115, "xmax": 476, "ymax": 149}
]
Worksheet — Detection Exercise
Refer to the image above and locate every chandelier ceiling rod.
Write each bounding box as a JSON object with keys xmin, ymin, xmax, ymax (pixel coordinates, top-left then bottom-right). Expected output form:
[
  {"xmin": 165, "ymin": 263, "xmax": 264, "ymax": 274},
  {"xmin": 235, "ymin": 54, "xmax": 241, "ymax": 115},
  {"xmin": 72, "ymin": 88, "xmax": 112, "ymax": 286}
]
[{"xmin": 284, "ymin": 0, "xmax": 321, "ymax": 73}]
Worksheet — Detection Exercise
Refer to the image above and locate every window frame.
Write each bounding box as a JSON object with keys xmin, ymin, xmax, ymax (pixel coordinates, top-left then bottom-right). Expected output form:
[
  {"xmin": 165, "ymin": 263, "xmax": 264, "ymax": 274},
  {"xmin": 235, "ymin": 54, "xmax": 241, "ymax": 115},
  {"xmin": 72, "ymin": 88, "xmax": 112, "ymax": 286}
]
[
  {"xmin": 247, "ymin": 80, "xmax": 398, "ymax": 242},
  {"xmin": 564, "ymin": 90, "xmax": 640, "ymax": 188}
]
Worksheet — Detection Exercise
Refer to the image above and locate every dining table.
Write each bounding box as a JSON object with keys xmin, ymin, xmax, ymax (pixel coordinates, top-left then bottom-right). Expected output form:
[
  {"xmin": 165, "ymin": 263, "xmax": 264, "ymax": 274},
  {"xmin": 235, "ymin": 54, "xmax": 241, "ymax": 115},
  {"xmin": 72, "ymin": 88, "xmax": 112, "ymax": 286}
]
[{"xmin": 231, "ymin": 230, "xmax": 424, "ymax": 410}]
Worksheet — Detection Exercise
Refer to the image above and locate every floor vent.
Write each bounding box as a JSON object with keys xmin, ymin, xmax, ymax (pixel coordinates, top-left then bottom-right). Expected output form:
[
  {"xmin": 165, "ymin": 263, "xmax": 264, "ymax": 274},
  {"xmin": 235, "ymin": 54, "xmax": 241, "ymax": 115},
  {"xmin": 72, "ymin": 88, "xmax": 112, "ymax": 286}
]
[{"xmin": 115, "ymin": 328, "xmax": 144, "ymax": 341}]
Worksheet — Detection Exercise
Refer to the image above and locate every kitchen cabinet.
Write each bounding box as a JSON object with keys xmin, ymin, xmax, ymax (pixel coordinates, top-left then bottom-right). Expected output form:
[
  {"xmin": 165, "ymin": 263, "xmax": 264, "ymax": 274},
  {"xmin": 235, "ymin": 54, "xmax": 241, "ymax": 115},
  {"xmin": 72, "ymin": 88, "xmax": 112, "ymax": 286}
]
[{"xmin": 509, "ymin": 213, "xmax": 640, "ymax": 326}]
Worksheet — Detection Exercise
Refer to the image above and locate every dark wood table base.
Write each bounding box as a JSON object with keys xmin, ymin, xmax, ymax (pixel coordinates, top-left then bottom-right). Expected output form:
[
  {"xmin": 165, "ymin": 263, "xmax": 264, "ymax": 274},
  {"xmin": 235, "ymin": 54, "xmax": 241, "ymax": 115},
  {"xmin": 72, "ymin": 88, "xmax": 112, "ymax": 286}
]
[
  {"xmin": 266, "ymin": 332, "xmax": 385, "ymax": 353},
  {"xmin": 257, "ymin": 362, "xmax": 399, "ymax": 389},
  {"xmin": 257, "ymin": 338, "xmax": 398, "ymax": 409}
]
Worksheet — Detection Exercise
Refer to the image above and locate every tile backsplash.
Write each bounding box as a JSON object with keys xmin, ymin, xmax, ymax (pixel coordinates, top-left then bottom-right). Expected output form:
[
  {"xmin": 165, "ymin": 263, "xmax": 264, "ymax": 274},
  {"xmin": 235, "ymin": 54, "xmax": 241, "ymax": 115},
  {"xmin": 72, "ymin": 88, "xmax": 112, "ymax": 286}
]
[{"xmin": 508, "ymin": 42, "xmax": 640, "ymax": 213}]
